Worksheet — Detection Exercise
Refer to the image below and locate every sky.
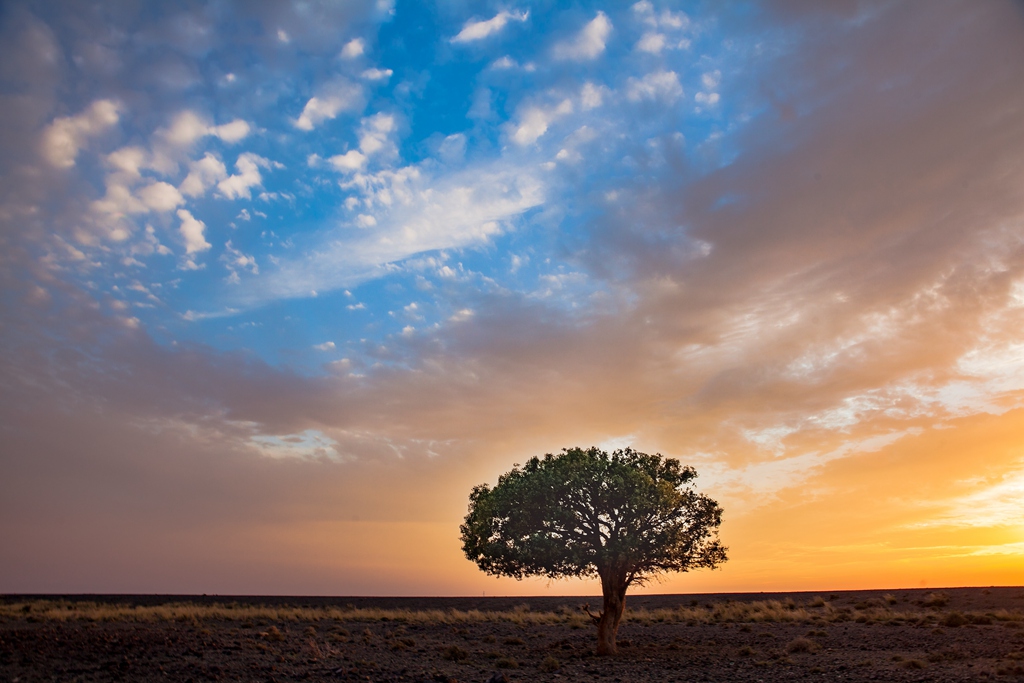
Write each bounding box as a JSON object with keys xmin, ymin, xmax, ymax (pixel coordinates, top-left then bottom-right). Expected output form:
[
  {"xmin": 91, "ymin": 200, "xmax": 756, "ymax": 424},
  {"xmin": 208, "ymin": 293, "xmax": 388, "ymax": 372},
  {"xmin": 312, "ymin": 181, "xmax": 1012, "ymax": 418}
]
[{"xmin": 2, "ymin": 0, "xmax": 1024, "ymax": 596}]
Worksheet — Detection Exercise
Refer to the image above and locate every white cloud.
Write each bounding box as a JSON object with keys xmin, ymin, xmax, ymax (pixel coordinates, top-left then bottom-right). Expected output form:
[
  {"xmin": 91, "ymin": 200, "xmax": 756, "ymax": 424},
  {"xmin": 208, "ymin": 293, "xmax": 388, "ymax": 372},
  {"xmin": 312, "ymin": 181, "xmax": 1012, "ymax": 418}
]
[
  {"xmin": 341, "ymin": 38, "xmax": 365, "ymax": 59},
  {"xmin": 580, "ymin": 82, "xmax": 607, "ymax": 110},
  {"xmin": 210, "ymin": 119, "xmax": 251, "ymax": 143},
  {"xmin": 313, "ymin": 341, "xmax": 336, "ymax": 351},
  {"xmin": 632, "ymin": 1, "xmax": 689, "ymax": 31},
  {"xmin": 294, "ymin": 78, "xmax": 364, "ymax": 131},
  {"xmin": 106, "ymin": 146, "xmax": 147, "ymax": 177},
  {"xmin": 489, "ymin": 55, "xmax": 517, "ymax": 70},
  {"xmin": 253, "ymin": 161, "xmax": 545, "ymax": 302},
  {"xmin": 361, "ymin": 68, "xmax": 393, "ymax": 82},
  {"xmin": 696, "ymin": 70, "xmax": 722, "ymax": 107},
  {"xmin": 512, "ymin": 99, "xmax": 573, "ymax": 146},
  {"xmin": 177, "ymin": 209, "xmax": 210, "ymax": 255},
  {"xmin": 328, "ymin": 150, "xmax": 367, "ymax": 172},
  {"xmin": 695, "ymin": 91, "xmax": 720, "ymax": 106},
  {"xmin": 222, "ymin": 240, "xmax": 258, "ymax": 277},
  {"xmin": 358, "ymin": 112, "xmax": 397, "ymax": 157},
  {"xmin": 161, "ymin": 111, "xmax": 212, "ymax": 147},
  {"xmin": 626, "ymin": 70, "xmax": 683, "ymax": 102},
  {"xmin": 137, "ymin": 181, "xmax": 184, "ymax": 212},
  {"xmin": 552, "ymin": 12, "xmax": 612, "ymax": 61},
  {"xmin": 451, "ymin": 10, "xmax": 528, "ymax": 43},
  {"xmin": 218, "ymin": 153, "xmax": 279, "ymax": 200},
  {"xmin": 91, "ymin": 184, "xmax": 147, "ymax": 224},
  {"xmin": 180, "ymin": 153, "xmax": 228, "ymax": 197},
  {"xmin": 41, "ymin": 99, "xmax": 120, "ymax": 168},
  {"xmin": 637, "ymin": 31, "xmax": 666, "ymax": 53}
]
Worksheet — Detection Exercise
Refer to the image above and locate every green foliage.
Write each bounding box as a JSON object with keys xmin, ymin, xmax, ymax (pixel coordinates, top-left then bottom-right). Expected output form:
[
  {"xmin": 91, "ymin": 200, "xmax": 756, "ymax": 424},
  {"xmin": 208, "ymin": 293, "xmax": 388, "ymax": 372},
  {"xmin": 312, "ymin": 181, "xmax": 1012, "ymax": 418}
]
[{"xmin": 460, "ymin": 447, "xmax": 727, "ymax": 585}]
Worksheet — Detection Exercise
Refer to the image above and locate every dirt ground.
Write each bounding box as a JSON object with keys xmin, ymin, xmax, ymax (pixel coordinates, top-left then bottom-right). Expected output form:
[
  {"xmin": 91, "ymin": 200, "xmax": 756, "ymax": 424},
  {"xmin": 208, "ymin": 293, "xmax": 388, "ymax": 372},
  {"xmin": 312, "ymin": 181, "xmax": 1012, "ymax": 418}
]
[{"xmin": 4, "ymin": 587, "xmax": 1024, "ymax": 682}]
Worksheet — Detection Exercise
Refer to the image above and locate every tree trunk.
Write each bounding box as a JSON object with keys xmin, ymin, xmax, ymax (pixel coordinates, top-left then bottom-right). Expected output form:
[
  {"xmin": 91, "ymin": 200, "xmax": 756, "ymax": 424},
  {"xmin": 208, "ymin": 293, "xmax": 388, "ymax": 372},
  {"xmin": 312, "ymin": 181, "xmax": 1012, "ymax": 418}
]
[{"xmin": 595, "ymin": 572, "xmax": 628, "ymax": 656}]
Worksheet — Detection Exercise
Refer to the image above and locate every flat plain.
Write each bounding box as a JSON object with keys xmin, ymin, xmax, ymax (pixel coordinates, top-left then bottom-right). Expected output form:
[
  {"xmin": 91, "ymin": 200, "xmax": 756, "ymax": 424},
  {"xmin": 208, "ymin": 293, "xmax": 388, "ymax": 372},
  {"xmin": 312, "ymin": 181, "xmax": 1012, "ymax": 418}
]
[{"xmin": 3, "ymin": 587, "xmax": 1024, "ymax": 682}]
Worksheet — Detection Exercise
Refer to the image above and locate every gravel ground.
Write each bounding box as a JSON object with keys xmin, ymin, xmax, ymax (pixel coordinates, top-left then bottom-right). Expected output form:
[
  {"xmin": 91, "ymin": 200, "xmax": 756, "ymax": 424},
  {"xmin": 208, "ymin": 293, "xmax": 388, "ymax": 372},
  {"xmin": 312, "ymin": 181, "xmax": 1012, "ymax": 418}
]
[{"xmin": 3, "ymin": 587, "xmax": 1024, "ymax": 682}]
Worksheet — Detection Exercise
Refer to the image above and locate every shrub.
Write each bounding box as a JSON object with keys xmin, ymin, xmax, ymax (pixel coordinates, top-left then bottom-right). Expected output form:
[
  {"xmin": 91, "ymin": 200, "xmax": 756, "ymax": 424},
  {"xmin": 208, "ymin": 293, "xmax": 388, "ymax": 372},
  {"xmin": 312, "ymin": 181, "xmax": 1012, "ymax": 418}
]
[
  {"xmin": 941, "ymin": 612, "xmax": 968, "ymax": 628},
  {"xmin": 262, "ymin": 626, "xmax": 284, "ymax": 642},
  {"xmin": 441, "ymin": 645, "xmax": 469, "ymax": 661},
  {"xmin": 786, "ymin": 637, "xmax": 818, "ymax": 654},
  {"xmin": 922, "ymin": 592, "xmax": 949, "ymax": 608},
  {"xmin": 496, "ymin": 656, "xmax": 519, "ymax": 669},
  {"xmin": 538, "ymin": 656, "xmax": 560, "ymax": 672},
  {"xmin": 899, "ymin": 659, "xmax": 927, "ymax": 669}
]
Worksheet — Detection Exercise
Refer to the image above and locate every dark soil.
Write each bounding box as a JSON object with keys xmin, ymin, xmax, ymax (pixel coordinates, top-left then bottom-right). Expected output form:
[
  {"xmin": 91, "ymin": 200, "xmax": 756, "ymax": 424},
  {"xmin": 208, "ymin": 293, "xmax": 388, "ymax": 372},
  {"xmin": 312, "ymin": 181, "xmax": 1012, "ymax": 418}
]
[{"xmin": 4, "ymin": 587, "xmax": 1024, "ymax": 682}]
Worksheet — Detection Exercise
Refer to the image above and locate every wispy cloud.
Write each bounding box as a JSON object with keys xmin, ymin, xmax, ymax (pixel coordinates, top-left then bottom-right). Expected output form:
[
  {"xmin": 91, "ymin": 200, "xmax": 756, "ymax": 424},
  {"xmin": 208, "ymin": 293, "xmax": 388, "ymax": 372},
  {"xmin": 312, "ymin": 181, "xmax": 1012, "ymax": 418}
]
[
  {"xmin": 451, "ymin": 10, "xmax": 528, "ymax": 44},
  {"xmin": 552, "ymin": 12, "xmax": 612, "ymax": 61}
]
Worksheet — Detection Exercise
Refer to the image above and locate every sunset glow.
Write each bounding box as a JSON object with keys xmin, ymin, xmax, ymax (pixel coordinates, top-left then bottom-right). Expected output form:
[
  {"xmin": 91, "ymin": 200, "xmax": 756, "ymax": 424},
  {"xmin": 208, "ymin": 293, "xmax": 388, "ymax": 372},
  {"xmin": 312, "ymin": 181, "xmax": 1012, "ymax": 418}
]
[{"xmin": 2, "ymin": 1, "xmax": 1024, "ymax": 595}]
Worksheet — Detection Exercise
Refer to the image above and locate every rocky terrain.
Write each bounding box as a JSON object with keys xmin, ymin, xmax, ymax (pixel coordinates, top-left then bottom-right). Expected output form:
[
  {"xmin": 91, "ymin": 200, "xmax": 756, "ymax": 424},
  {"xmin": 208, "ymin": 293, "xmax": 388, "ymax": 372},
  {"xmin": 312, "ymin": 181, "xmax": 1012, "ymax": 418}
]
[{"xmin": 3, "ymin": 587, "xmax": 1024, "ymax": 682}]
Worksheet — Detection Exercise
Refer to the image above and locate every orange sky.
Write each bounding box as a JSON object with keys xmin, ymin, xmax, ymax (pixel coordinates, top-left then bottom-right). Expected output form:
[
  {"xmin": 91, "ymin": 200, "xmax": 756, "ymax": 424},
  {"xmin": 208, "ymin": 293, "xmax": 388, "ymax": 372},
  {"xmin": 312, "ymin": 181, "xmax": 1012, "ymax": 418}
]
[{"xmin": 2, "ymin": 1, "xmax": 1024, "ymax": 595}]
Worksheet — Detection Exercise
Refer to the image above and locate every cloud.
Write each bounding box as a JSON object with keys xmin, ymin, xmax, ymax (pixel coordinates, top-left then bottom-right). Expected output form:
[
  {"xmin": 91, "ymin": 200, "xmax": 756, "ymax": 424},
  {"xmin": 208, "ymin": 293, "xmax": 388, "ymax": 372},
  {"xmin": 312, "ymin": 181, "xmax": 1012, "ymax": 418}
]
[
  {"xmin": 361, "ymin": 68, "xmax": 393, "ymax": 81},
  {"xmin": 580, "ymin": 82, "xmax": 607, "ymax": 110},
  {"xmin": 294, "ymin": 78, "xmax": 364, "ymax": 131},
  {"xmin": 451, "ymin": 10, "xmax": 528, "ymax": 44},
  {"xmin": 511, "ymin": 99, "xmax": 573, "ymax": 146},
  {"xmin": 552, "ymin": 12, "xmax": 612, "ymax": 61},
  {"xmin": 217, "ymin": 153, "xmax": 279, "ymax": 200},
  {"xmin": 252, "ymin": 161, "xmax": 545, "ymax": 301},
  {"xmin": 210, "ymin": 120, "xmax": 251, "ymax": 143},
  {"xmin": 328, "ymin": 150, "xmax": 367, "ymax": 172},
  {"xmin": 180, "ymin": 153, "xmax": 228, "ymax": 197},
  {"xmin": 137, "ymin": 181, "xmax": 185, "ymax": 212},
  {"xmin": 160, "ymin": 111, "xmax": 211, "ymax": 147},
  {"xmin": 177, "ymin": 209, "xmax": 210, "ymax": 255},
  {"xmin": 313, "ymin": 341, "xmax": 336, "ymax": 351},
  {"xmin": 340, "ymin": 38, "xmax": 365, "ymax": 59},
  {"xmin": 636, "ymin": 32, "xmax": 666, "ymax": 53},
  {"xmin": 626, "ymin": 70, "xmax": 683, "ymax": 102},
  {"xmin": 106, "ymin": 146, "xmax": 147, "ymax": 178},
  {"xmin": 40, "ymin": 99, "xmax": 120, "ymax": 168},
  {"xmin": 357, "ymin": 112, "xmax": 397, "ymax": 157}
]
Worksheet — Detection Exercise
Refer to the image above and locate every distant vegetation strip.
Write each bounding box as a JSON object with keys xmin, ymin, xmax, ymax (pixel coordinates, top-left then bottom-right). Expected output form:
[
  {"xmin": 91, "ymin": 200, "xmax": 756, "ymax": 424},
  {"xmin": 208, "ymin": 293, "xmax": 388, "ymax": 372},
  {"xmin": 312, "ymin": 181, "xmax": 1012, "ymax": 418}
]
[{"xmin": 2, "ymin": 595, "xmax": 1021, "ymax": 627}]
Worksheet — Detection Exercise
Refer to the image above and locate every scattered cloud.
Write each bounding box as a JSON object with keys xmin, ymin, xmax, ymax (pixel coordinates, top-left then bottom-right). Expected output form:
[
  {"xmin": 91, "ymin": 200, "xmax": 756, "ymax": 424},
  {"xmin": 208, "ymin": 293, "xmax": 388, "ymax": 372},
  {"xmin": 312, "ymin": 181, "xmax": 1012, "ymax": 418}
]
[
  {"xmin": 626, "ymin": 70, "xmax": 683, "ymax": 102},
  {"xmin": 451, "ymin": 10, "xmax": 528, "ymax": 44},
  {"xmin": 511, "ymin": 99, "xmax": 573, "ymax": 146},
  {"xmin": 180, "ymin": 153, "xmax": 228, "ymax": 197},
  {"xmin": 177, "ymin": 209, "xmax": 210, "ymax": 258},
  {"xmin": 552, "ymin": 12, "xmax": 612, "ymax": 61},
  {"xmin": 294, "ymin": 78, "xmax": 364, "ymax": 131},
  {"xmin": 40, "ymin": 99, "xmax": 120, "ymax": 168},
  {"xmin": 217, "ymin": 153, "xmax": 279, "ymax": 200},
  {"xmin": 328, "ymin": 150, "xmax": 367, "ymax": 172},
  {"xmin": 341, "ymin": 38, "xmax": 365, "ymax": 59}
]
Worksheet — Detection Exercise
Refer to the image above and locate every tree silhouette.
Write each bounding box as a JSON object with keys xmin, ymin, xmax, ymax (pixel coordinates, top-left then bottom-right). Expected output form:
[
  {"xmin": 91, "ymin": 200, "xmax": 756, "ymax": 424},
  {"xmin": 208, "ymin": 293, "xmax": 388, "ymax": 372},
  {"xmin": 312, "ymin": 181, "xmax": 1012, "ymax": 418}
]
[{"xmin": 461, "ymin": 447, "xmax": 727, "ymax": 655}]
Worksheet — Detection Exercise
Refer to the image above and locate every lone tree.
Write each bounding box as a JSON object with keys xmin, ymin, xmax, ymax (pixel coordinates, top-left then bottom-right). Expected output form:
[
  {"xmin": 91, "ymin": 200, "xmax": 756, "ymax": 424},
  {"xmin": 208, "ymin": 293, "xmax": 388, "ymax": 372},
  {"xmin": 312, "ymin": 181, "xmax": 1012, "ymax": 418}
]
[{"xmin": 461, "ymin": 447, "xmax": 727, "ymax": 656}]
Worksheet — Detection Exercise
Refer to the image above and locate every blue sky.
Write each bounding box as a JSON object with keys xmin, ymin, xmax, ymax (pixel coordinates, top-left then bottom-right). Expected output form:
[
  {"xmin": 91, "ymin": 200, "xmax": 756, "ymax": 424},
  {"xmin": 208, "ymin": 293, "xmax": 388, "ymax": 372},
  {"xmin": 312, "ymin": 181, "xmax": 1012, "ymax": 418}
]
[
  {"xmin": 4, "ymin": 1, "xmax": 1024, "ymax": 594},
  {"xmin": 29, "ymin": 1, "xmax": 753, "ymax": 372}
]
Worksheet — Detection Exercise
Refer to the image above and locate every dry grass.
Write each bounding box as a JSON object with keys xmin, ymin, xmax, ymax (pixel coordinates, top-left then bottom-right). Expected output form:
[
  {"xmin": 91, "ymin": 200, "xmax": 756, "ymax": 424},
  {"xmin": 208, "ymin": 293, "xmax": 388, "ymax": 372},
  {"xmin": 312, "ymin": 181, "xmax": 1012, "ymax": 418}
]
[{"xmin": 2, "ymin": 597, "xmax": 1021, "ymax": 628}]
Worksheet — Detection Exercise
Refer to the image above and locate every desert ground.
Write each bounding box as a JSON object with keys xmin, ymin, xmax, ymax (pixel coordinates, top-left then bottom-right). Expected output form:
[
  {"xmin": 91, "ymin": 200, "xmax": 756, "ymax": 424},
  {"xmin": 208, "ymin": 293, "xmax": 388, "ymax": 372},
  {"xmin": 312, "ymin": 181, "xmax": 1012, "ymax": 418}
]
[{"xmin": 3, "ymin": 587, "xmax": 1024, "ymax": 682}]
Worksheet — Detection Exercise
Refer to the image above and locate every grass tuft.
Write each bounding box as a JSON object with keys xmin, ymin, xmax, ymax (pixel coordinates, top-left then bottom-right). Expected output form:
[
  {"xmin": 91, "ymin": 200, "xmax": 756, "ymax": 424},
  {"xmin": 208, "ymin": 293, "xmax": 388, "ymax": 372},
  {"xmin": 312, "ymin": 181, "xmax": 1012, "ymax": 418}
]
[{"xmin": 538, "ymin": 655, "xmax": 560, "ymax": 672}]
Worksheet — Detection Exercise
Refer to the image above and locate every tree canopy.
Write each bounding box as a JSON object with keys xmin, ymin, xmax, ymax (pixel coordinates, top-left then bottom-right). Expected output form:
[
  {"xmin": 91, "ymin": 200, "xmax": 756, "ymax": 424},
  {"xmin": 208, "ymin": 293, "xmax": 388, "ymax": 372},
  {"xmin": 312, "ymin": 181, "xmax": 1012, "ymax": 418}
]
[{"xmin": 461, "ymin": 446, "xmax": 727, "ymax": 654}]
